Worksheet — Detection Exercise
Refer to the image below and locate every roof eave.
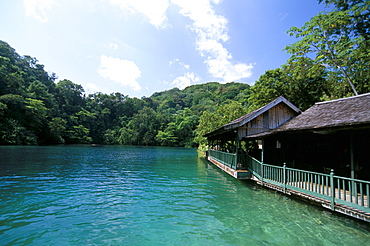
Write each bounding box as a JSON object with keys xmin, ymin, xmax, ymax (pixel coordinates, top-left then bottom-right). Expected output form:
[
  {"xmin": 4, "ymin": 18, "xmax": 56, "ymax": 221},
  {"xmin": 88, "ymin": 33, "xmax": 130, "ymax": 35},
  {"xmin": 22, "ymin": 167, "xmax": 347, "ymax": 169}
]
[{"xmin": 227, "ymin": 96, "xmax": 302, "ymax": 128}]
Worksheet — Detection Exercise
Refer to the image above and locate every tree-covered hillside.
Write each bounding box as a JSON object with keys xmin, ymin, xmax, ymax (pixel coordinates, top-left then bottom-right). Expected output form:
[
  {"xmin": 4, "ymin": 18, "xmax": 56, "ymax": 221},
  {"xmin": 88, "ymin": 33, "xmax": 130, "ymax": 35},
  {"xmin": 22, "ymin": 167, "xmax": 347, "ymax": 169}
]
[
  {"xmin": 1, "ymin": 0, "xmax": 368, "ymax": 147},
  {"xmin": 0, "ymin": 40, "xmax": 250, "ymax": 146}
]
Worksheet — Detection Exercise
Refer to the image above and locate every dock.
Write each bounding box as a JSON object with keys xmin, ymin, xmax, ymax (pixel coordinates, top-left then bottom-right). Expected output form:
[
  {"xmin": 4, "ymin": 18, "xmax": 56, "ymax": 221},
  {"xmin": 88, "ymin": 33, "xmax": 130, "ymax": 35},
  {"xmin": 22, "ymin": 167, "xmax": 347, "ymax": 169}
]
[
  {"xmin": 207, "ymin": 155, "xmax": 251, "ymax": 180},
  {"xmin": 207, "ymin": 150, "xmax": 370, "ymax": 222}
]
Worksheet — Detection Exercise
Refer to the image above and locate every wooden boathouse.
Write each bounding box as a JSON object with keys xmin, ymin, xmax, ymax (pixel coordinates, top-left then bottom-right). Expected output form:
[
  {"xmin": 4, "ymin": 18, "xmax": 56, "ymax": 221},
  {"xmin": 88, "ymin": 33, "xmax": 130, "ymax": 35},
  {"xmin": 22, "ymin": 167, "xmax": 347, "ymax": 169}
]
[{"xmin": 204, "ymin": 93, "xmax": 370, "ymax": 222}]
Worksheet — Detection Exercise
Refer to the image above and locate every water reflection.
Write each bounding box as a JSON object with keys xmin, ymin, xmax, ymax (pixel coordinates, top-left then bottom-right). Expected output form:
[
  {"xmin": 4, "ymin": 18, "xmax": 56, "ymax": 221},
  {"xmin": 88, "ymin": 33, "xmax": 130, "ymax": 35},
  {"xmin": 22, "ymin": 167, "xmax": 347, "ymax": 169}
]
[{"xmin": 0, "ymin": 146, "xmax": 369, "ymax": 245}]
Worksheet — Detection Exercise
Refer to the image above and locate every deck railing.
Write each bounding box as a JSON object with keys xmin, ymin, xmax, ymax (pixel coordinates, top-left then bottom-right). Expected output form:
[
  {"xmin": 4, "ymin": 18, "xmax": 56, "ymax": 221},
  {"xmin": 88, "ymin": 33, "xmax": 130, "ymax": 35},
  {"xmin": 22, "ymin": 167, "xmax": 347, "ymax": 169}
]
[
  {"xmin": 208, "ymin": 149, "xmax": 237, "ymax": 169},
  {"xmin": 210, "ymin": 150, "xmax": 370, "ymax": 215},
  {"xmin": 245, "ymin": 154, "xmax": 370, "ymax": 214}
]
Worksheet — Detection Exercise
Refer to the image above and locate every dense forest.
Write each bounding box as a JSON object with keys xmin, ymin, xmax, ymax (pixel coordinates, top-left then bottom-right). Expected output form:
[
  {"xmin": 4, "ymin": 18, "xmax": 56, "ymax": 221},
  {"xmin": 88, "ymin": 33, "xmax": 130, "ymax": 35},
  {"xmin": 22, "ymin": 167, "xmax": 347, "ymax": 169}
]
[
  {"xmin": 0, "ymin": 41, "xmax": 250, "ymax": 147},
  {"xmin": 0, "ymin": 0, "xmax": 369, "ymax": 147}
]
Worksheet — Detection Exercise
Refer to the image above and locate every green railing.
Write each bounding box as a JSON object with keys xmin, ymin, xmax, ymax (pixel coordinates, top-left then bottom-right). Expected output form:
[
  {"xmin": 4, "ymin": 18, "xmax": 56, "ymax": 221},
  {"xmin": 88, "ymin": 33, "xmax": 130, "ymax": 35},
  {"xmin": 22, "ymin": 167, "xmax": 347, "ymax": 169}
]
[
  {"xmin": 245, "ymin": 154, "xmax": 370, "ymax": 214},
  {"xmin": 209, "ymin": 150, "xmax": 370, "ymax": 214},
  {"xmin": 208, "ymin": 150, "xmax": 237, "ymax": 169}
]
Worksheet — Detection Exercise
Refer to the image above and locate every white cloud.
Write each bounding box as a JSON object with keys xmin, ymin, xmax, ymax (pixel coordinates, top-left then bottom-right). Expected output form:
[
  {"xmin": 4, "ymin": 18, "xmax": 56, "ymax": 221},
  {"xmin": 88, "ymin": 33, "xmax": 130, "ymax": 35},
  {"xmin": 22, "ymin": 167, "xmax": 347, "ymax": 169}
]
[
  {"xmin": 108, "ymin": 43, "xmax": 119, "ymax": 50},
  {"xmin": 169, "ymin": 58, "xmax": 179, "ymax": 66},
  {"xmin": 108, "ymin": 0, "xmax": 169, "ymax": 28},
  {"xmin": 86, "ymin": 83, "xmax": 101, "ymax": 94},
  {"xmin": 105, "ymin": 0, "xmax": 252, "ymax": 82},
  {"xmin": 169, "ymin": 58, "xmax": 190, "ymax": 70},
  {"xmin": 171, "ymin": 0, "xmax": 253, "ymax": 82},
  {"xmin": 97, "ymin": 55, "xmax": 142, "ymax": 91},
  {"xmin": 172, "ymin": 72, "xmax": 200, "ymax": 89},
  {"xmin": 24, "ymin": 0, "xmax": 56, "ymax": 22}
]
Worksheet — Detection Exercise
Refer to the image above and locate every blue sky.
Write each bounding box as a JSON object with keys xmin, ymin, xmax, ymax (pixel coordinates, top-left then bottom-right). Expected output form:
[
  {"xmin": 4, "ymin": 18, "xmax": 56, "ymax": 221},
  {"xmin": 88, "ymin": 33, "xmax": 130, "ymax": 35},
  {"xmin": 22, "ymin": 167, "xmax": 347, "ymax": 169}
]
[{"xmin": 0, "ymin": 0, "xmax": 330, "ymax": 98}]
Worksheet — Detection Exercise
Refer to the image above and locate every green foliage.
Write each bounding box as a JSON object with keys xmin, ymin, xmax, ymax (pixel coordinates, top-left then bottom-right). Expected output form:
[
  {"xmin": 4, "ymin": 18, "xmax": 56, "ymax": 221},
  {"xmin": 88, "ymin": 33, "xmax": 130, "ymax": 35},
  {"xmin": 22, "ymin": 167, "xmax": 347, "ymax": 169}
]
[
  {"xmin": 248, "ymin": 67, "xmax": 329, "ymax": 111},
  {"xmin": 117, "ymin": 127, "xmax": 137, "ymax": 145},
  {"xmin": 195, "ymin": 101, "xmax": 248, "ymax": 149},
  {"xmin": 156, "ymin": 128, "xmax": 178, "ymax": 146},
  {"xmin": 0, "ymin": 119, "xmax": 37, "ymax": 145},
  {"xmin": 151, "ymin": 82, "xmax": 251, "ymax": 113},
  {"xmin": 249, "ymin": 0, "xmax": 370, "ymax": 114},
  {"xmin": 0, "ymin": 39, "xmax": 254, "ymax": 147},
  {"xmin": 48, "ymin": 117, "xmax": 67, "ymax": 144},
  {"xmin": 56, "ymin": 79, "xmax": 85, "ymax": 115},
  {"xmin": 318, "ymin": 0, "xmax": 370, "ymax": 38},
  {"xmin": 156, "ymin": 108, "xmax": 199, "ymax": 147},
  {"xmin": 285, "ymin": 0, "xmax": 370, "ymax": 97},
  {"xmin": 67, "ymin": 125, "xmax": 92, "ymax": 144},
  {"xmin": 248, "ymin": 69, "xmax": 289, "ymax": 111},
  {"xmin": 8, "ymin": 0, "xmax": 370, "ymax": 150}
]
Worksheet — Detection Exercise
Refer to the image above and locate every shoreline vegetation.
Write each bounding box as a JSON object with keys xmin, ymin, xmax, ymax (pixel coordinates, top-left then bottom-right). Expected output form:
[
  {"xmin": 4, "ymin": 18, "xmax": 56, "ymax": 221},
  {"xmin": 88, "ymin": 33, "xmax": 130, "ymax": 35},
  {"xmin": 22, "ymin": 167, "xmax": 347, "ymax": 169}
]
[{"xmin": 1, "ymin": 1, "xmax": 369, "ymax": 148}]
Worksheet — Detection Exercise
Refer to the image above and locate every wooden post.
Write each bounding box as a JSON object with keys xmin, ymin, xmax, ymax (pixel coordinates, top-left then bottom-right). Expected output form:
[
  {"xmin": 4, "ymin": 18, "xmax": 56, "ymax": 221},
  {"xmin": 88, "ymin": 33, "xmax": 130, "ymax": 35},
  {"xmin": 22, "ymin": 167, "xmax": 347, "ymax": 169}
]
[
  {"xmin": 330, "ymin": 169, "xmax": 335, "ymax": 211},
  {"xmin": 283, "ymin": 163, "xmax": 287, "ymax": 194},
  {"xmin": 350, "ymin": 134, "xmax": 355, "ymax": 179},
  {"xmin": 350, "ymin": 134, "xmax": 356, "ymax": 195},
  {"xmin": 261, "ymin": 139, "xmax": 265, "ymax": 184},
  {"xmin": 261, "ymin": 162, "xmax": 264, "ymax": 184},
  {"xmin": 234, "ymin": 131, "xmax": 239, "ymax": 170},
  {"xmin": 261, "ymin": 139, "xmax": 265, "ymax": 163}
]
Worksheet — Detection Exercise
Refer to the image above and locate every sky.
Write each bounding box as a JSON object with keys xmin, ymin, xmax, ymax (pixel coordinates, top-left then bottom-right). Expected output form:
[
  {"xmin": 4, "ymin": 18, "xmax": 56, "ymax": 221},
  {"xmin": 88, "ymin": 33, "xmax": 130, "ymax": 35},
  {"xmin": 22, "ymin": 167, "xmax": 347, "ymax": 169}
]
[{"xmin": 0, "ymin": 0, "xmax": 330, "ymax": 98}]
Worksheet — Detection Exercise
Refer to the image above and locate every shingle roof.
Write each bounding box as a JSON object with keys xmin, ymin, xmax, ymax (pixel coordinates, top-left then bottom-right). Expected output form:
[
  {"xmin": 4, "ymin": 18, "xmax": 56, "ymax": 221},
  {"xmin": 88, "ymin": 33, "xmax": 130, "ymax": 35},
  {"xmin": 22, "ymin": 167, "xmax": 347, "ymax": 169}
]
[
  {"xmin": 246, "ymin": 93, "xmax": 370, "ymax": 139},
  {"xmin": 278, "ymin": 93, "xmax": 370, "ymax": 131}
]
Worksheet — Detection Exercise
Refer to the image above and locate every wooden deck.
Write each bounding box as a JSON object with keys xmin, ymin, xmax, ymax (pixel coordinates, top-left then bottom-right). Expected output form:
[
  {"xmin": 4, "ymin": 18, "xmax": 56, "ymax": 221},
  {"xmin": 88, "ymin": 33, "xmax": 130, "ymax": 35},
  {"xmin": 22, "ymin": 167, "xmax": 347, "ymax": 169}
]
[
  {"xmin": 208, "ymin": 151, "xmax": 370, "ymax": 222},
  {"xmin": 254, "ymin": 177, "xmax": 370, "ymax": 222},
  {"xmin": 208, "ymin": 156, "xmax": 251, "ymax": 180},
  {"xmin": 286, "ymin": 181, "xmax": 369, "ymax": 207}
]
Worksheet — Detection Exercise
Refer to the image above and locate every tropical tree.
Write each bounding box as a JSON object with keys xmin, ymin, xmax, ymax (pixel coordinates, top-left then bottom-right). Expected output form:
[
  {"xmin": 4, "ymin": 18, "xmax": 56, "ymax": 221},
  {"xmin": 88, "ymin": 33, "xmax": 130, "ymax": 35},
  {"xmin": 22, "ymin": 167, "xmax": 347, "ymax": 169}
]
[
  {"xmin": 156, "ymin": 126, "xmax": 178, "ymax": 146},
  {"xmin": 55, "ymin": 79, "xmax": 85, "ymax": 116},
  {"xmin": 248, "ymin": 69, "xmax": 289, "ymax": 111},
  {"xmin": 285, "ymin": 0, "xmax": 370, "ymax": 97},
  {"xmin": 48, "ymin": 117, "xmax": 67, "ymax": 144},
  {"xmin": 195, "ymin": 101, "xmax": 248, "ymax": 149}
]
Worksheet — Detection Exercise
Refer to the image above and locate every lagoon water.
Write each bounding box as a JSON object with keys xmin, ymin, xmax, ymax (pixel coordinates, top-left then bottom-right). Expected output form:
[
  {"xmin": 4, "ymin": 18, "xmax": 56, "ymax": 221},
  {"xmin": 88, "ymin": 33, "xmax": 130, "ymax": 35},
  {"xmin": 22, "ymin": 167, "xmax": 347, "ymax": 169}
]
[{"xmin": 0, "ymin": 146, "xmax": 369, "ymax": 245}]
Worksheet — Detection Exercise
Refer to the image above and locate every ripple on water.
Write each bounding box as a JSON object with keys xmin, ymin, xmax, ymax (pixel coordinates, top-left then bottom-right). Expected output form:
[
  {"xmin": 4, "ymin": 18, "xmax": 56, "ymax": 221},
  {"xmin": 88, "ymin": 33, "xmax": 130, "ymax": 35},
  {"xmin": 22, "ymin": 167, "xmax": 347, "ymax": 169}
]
[{"xmin": 0, "ymin": 146, "xmax": 369, "ymax": 245}]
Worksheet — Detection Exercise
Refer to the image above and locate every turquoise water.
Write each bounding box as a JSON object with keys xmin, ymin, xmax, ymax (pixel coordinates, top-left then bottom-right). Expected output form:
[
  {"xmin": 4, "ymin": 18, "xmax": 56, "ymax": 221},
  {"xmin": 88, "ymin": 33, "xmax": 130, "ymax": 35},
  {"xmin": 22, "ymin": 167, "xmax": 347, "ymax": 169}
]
[{"xmin": 0, "ymin": 146, "xmax": 369, "ymax": 245}]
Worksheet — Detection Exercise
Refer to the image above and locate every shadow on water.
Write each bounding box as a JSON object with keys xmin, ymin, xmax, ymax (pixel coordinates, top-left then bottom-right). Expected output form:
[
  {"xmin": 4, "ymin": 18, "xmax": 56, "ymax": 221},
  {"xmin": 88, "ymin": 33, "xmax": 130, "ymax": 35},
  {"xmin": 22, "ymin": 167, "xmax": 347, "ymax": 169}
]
[{"xmin": 200, "ymin": 154, "xmax": 370, "ymax": 232}]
